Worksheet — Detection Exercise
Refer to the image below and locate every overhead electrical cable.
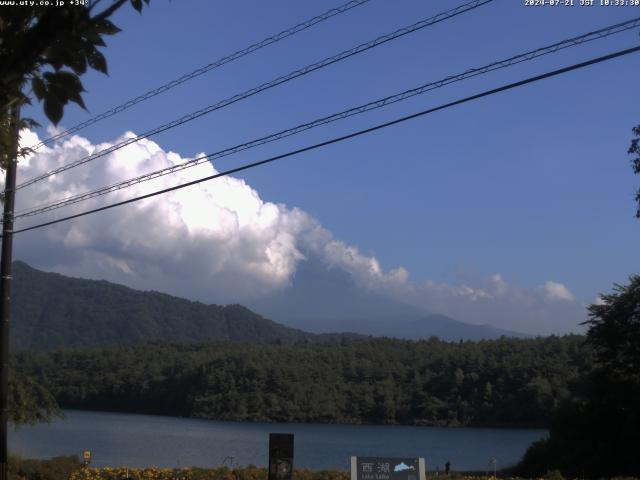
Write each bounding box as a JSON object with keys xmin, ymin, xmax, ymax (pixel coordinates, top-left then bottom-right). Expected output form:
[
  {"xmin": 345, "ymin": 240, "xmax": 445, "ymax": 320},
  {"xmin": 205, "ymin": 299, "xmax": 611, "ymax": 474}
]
[
  {"xmin": 8, "ymin": 44, "xmax": 640, "ymax": 237},
  {"xmin": 29, "ymin": 0, "xmax": 374, "ymax": 150},
  {"xmin": 13, "ymin": 16, "xmax": 640, "ymax": 220},
  {"xmin": 14, "ymin": 0, "xmax": 494, "ymax": 192}
]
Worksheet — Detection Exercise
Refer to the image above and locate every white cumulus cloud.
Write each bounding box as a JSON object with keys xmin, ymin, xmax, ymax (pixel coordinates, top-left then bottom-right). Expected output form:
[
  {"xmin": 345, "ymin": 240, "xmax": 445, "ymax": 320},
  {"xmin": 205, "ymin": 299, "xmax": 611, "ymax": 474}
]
[
  {"xmin": 541, "ymin": 280, "xmax": 576, "ymax": 302},
  {"xmin": 9, "ymin": 129, "xmax": 587, "ymax": 335},
  {"xmin": 411, "ymin": 274, "xmax": 583, "ymax": 334},
  {"xmin": 11, "ymin": 129, "xmax": 406, "ymax": 301}
]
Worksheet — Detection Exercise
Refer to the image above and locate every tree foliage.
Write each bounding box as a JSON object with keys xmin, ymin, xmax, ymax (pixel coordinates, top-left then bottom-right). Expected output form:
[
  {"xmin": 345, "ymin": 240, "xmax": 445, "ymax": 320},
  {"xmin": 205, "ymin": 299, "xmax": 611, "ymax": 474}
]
[
  {"xmin": 517, "ymin": 277, "xmax": 640, "ymax": 478},
  {"xmin": 585, "ymin": 276, "xmax": 640, "ymax": 379},
  {"xmin": 1, "ymin": 0, "xmax": 150, "ymax": 427},
  {"xmin": 0, "ymin": 0, "xmax": 150, "ymax": 168},
  {"xmin": 14, "ymin": 335, "xmax": 591, "ymax": 428},
  {"xmin": 9, "ymin": 454, "xmax": 82, "ymax": 480},
  {"xmin": 630, "ymin": 124, "xmax": 640, "ymax": 218},
  {"xmin": 7, "ymin": 372, "xmax": 61, "ymax": 426}
]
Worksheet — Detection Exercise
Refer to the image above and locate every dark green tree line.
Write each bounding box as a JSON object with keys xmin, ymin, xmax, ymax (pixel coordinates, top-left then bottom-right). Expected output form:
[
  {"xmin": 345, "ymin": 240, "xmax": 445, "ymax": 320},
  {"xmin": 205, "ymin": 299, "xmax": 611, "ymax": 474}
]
[
  {"xmin": 14, "ymin": 335, "xmax": 591, "ymax": 428},
  {"xmin": 517, "ymin": 276, "xmax": 640, "ymax": 477}
]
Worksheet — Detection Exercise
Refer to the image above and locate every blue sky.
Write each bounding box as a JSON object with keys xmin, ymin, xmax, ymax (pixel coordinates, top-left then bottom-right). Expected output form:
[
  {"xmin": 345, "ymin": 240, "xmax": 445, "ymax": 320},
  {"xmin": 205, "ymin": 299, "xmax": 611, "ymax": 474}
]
[{"xmin": 16, "ymin": 0, "xmax": 640, "ymax": 333}]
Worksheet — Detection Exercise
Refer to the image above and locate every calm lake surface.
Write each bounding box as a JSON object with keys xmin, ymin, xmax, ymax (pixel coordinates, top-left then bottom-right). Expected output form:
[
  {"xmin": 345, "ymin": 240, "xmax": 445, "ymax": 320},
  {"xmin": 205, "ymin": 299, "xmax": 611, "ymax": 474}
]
[{"xmin": 10, "ymin": 410, "xmax": 546, "ymax": 471}]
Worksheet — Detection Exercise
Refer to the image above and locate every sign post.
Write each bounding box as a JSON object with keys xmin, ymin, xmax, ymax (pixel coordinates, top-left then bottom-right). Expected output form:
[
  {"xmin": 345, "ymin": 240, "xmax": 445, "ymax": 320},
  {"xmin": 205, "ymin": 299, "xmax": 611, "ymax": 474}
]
[
  {"xmin": 268, "ymin": 433, "xmax": 294, "ymax": 480},
  {"xmin": 350, "ymin": 457, "xmax": 426, "ymax": 480}
]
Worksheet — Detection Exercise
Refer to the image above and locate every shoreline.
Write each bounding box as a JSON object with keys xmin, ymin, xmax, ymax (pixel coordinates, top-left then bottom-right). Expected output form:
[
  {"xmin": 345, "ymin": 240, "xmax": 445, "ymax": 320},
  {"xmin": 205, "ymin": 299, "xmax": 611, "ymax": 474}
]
[{"xmin": 55, "ymin": 407, "xmax": 552, "ymax": 431}]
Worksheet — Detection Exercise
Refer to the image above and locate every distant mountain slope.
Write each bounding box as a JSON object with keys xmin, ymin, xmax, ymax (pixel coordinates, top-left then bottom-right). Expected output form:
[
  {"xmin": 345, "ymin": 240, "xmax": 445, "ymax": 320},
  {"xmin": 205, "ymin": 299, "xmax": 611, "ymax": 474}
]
[
  {"xmin": 292, "ymin": 314, "xmax": 527, "ymax": 342},
  {"xmin": 10, "ymin": 261, "xmax": 357, "ymax": 350},
  {"xmin": 422, "ymin": 314, "xmax": 528, "ymax": 341},
  {"xmin": 250, "ymin": 258, "xmax": 527, "ymax": 341},
  {"xmin": 250, "ymin": 257, "xmax": 427, "ymax": 321}
]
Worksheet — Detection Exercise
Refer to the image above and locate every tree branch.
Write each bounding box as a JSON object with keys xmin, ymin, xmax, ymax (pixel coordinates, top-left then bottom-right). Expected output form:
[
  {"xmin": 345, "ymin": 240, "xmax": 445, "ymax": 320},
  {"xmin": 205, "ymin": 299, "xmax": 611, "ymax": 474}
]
[{"xmin": 92, "ymin": 0, "xmax": 129, "ymax": 23}]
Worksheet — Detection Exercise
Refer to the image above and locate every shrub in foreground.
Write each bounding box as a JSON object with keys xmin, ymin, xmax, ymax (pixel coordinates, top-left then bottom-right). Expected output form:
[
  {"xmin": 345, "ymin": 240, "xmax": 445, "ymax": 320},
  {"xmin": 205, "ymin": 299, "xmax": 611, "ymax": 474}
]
[{"xmin": 8, "ymin": 454, "xmax": 82, "ymax": 480}]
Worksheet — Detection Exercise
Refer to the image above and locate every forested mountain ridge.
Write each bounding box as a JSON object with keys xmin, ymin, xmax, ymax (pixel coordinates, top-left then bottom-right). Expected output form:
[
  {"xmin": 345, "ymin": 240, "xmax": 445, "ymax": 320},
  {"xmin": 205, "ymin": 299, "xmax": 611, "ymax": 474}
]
[
  {"xmin": 10, "ymin": 261, "xmax": 360, "ymax": 349},
  {"xmin": 11, "ymin": 261, "xmax": 528, "ymax": 349},
  {"xmin": 14, "ymin": 335, "xmax": 592, "ymax": 427}
]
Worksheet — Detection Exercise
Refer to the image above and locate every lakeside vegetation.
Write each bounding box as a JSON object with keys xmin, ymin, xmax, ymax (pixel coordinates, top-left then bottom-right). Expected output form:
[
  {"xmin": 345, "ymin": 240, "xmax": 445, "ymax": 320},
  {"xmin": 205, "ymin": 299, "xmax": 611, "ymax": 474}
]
[
  {"xmin": 10, "ymin": 458, "xmax": 640, "ymax": 480},
  {"xmin": 9, "ymin": 455, "xmax": 83, "ymax": 480},
  {"xmin": 14, "ymin": 335, "xmax": 590, "ymax": 428},
  {"xmin": 0, "ymin": 455, "xmax": 577, "ymax": 480}
]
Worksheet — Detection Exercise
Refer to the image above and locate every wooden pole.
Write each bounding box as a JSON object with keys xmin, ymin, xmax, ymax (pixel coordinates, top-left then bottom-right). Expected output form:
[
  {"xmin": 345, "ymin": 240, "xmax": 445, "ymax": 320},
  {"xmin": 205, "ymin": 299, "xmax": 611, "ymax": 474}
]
[{"xmin": 0, "ymin": 105, "xmax": 20, "ymax": 480}]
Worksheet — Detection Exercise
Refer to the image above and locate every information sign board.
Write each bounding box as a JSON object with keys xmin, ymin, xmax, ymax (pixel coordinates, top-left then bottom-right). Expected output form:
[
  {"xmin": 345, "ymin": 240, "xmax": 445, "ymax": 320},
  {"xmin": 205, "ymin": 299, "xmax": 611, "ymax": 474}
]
[{"xmin": 350, "ymin": 457, "xmax": 426, "ymax": 480}]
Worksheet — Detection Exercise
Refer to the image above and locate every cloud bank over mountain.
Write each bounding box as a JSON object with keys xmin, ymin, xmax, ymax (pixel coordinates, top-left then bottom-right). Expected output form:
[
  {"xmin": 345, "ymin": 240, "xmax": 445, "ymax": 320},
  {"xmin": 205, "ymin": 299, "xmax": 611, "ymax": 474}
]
[{"xmin": 10, "ymin": 129, "xmax": 587, "ymax": 334}]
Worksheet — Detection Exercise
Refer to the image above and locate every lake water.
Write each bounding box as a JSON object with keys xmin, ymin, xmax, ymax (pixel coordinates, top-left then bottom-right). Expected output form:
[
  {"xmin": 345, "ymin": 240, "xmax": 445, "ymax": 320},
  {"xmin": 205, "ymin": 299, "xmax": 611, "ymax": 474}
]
[{"xmin": 9, "ymin": 410, "xmax": 546, "ymax": 471}]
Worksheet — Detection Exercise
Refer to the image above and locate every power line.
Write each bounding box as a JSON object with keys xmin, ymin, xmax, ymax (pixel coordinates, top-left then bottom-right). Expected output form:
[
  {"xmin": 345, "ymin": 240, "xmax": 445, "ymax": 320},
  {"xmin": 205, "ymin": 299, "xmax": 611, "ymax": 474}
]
[
  {"xmin": 13, "ymin": 16, "xmax": 640, "ymax": 220},
  {"xmin": 9, "ymin": 44, "xmax": 640, "ymax": 237},
  {"xmin": 14, "ymin": 0, "xmax": 494, "ymax": 191},
  {"xmin": 29, "ymin": 0, "xmax": 373, "ymax": 150},
  {"xmin": 19, "ymin": 0, "xmax": 492, "ymax": 188}
]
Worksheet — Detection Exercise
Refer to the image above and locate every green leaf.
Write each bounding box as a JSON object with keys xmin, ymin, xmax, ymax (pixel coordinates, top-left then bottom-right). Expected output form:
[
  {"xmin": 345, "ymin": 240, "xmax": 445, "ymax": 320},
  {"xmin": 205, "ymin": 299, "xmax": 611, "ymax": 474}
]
[
  {"xmin": 94, "ymin": 18, "xmax": 121, "ymax": 35},
  {"xmin": 67, "ymin": 89, "xmax": 87, "ymax": 111},
  {"xmin": 83, "ymin": 28, "xmax": 107, "ymax": 47},
  {"xmin": 46, "ymin": 83, "xmax": 70, "ymax": 107},
  {"xmin": 67, "ymin": 51, "xmax": 88, "ymax": 75},
  {"xmin": 44, "ymin": 42, "xmax": 79, "ymax": 74},
  {"xmin": 87, "ymin": 49, "xmax": 108, "ymax": 74},
  {"xmin": 46, "ymin": 53, "xmax": 65, "ymax": 71},
  {"xmin": 49, "ymin": 71, "xmax": 84, "ymax": 93},
  {"xmin": 43, "ymin": 96, "xmax": 64, "ymax": 125},
  {"xmin": 31, "ymin": 77, "xmax": 47, "ymax": 100},
  {"xmin": 131, "ymin": 0, "xmax": 143, "ymax": 12},
  {"xmin": 42, "ymin": 71, "xmax": 85, "ymax": 113}
]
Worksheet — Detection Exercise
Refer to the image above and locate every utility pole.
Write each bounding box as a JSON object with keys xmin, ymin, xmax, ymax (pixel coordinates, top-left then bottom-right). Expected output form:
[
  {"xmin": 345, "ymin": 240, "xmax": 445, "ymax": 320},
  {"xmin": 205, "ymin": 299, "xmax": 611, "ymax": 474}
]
[{"xmin": 0, "ymin": 105, "xmax": 20, "ymax": 480}]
